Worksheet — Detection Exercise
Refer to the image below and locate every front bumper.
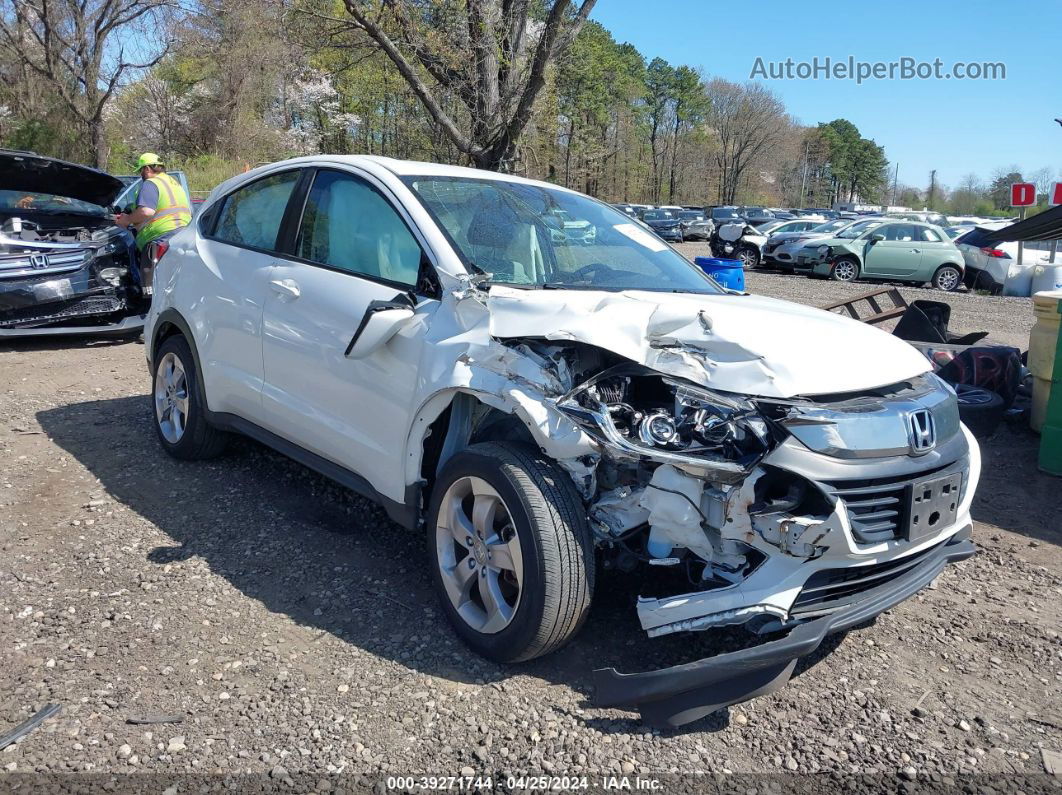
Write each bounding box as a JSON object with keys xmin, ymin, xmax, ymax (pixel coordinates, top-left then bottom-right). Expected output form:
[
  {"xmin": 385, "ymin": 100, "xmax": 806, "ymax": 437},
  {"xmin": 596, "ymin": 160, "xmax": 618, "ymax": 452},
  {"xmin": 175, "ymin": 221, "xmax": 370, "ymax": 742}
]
[
  {"xmin": 0, "ymin": 263, "xmax": 140, "ymax": 334},
  {"xmin": 593, "ymin": 527, "xmax": 975, "ymax": 727}
]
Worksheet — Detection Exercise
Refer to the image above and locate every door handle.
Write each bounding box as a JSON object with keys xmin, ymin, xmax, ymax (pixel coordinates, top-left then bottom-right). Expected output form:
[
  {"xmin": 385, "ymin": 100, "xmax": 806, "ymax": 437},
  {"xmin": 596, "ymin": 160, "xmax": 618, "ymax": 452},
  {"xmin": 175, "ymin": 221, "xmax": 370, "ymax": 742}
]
[
  {"xmin": 270, "ymin": 279, "xmax": 300, "ymax": 299},
  {"xmin": 911, "ymin": 248, "xmax": 921, "ymax": 253}
]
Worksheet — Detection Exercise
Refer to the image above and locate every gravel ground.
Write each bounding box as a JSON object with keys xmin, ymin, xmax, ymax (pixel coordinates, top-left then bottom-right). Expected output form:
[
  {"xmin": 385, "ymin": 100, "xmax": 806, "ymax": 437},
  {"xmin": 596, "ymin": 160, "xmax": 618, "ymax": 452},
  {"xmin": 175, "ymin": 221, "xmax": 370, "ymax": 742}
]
[{"xmin": 1, "ymin": 270, "xmax": 1060, "ymax": 790}]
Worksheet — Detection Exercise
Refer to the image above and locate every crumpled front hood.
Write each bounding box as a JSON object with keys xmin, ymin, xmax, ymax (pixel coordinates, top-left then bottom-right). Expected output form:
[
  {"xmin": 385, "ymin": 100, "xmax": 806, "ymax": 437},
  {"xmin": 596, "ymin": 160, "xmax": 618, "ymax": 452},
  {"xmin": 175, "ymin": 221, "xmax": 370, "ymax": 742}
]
[
  {"xmin": 0, "ymin": 151, "xmax": 123, "ymax": 208},
  {"xmin": 486, "ymin": 286, "xmax": 930, "ymax": 398}
]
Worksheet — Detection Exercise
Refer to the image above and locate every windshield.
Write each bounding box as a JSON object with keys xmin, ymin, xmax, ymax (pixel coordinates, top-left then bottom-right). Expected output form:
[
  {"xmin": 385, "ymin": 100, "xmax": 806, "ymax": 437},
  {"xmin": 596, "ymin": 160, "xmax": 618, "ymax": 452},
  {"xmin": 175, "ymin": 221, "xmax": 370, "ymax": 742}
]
[
  {"xmin": 712, "ymin": 208, "xmax": 740, "ymax": 220},
  {"xmin": 811, "ymin": 219, "xmax": 850, "ymax": 234},
  {"xmin": 677, "ymin": 211, "xmax": 704, "ymax": 220},
  {"xmin": 403, "ymin": 176, "xmax": 722, "ymax": 294},
  {"xmin": 0, "ymin": 190, "xmax": 108, "ymax": 216},
  {"xmin": 837, "ymin": 220, "xmax": 885, "ymax": 239},
  {"xmin": 642, "ymin": 210, "xmax": 672, "ymax": 221}
]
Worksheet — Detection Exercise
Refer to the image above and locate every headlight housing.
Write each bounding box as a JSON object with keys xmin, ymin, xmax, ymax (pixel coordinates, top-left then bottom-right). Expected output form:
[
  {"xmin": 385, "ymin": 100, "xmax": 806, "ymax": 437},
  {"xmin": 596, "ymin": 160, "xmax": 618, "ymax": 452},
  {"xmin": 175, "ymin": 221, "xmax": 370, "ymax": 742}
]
[
  {"xmin": 557, "ymin": 366, "xmax": 773, "ymax": 481},
  {"xmin": 816, "ymin": 244, "xmax": 830, "ymax": 255}
]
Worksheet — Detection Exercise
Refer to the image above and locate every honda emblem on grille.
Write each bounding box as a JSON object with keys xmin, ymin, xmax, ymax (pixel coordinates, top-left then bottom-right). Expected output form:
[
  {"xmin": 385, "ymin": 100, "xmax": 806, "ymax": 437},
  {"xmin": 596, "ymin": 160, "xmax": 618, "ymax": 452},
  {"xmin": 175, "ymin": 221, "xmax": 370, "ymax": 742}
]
[
  {"xmin": 29, "ymin": 253, "xmax": 49, "ymax": 269},
  {"xmin": 908, "ymin": 409, "xmax": 936, "ymax": 454}
]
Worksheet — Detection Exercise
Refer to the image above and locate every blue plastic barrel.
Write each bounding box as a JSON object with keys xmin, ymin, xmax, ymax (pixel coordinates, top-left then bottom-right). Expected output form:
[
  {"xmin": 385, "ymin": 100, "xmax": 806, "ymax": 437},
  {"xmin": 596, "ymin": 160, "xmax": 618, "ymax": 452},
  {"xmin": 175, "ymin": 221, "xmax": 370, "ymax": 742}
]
[{"xmin": 694, "ymin": 257, "xmax": 745, "ymax": 291}]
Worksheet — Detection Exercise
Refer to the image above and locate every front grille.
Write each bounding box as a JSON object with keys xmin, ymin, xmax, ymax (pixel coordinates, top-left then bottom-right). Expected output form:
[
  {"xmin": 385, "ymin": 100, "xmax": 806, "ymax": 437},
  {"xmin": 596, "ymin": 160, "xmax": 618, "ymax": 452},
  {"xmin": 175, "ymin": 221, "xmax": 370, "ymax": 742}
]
[
  {"xmin": 825, "ymin": 459, "xmax": 965, "ymax": 544},
  {"xmin": 0, "ymin": 250, "xmax": 88, "ymax": 279},
  {"xmin": 790, "ymin": 540, "xmax": 944, "ymax": 618},
  {"xmin": 829, "ymin": 480, "xmax": 906, "ymax": 543},
  {"xmin": 0, "ymin": 295, "xmax": 123, "ymax": 328}
]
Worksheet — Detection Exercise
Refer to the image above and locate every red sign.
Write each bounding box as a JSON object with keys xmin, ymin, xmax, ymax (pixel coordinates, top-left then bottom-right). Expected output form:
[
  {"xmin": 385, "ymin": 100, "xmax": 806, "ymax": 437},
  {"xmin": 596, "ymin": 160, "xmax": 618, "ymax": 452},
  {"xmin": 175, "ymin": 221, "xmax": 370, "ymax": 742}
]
[
  {"xmin": 1011, "ymin": 182, "xmax": 1036, "ymax": 207},
  {"xmin": 1051, "ymin": 182, "xmax": 1062, "ymax": 206}
]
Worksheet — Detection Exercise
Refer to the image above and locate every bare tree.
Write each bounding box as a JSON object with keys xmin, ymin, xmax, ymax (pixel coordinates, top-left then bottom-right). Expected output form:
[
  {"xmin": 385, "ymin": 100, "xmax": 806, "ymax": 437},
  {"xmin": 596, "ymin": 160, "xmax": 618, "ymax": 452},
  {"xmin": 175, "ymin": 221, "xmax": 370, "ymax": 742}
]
[
  {"xmin": 0, "ymin": 0, "xmax": 178, "ymax": 166},
  {"xmin": 332, "ymin": 0, "xmax": 596, "ymax": 171},
  {"xmin": 704, "ymin": 79, "xmax": 789, "ymax": 204},
  {"xmin": 1031, "ymin": 166, "xmax": 1055, "ymax": 201}
]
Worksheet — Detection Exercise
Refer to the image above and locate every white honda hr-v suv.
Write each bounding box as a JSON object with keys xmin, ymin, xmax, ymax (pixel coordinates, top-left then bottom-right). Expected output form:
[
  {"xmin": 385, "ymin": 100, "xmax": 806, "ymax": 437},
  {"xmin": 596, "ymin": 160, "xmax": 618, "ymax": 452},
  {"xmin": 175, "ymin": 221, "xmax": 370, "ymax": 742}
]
[{"xmin": 144, "ymin": 155, "xmax": 979, "ymax": 727}]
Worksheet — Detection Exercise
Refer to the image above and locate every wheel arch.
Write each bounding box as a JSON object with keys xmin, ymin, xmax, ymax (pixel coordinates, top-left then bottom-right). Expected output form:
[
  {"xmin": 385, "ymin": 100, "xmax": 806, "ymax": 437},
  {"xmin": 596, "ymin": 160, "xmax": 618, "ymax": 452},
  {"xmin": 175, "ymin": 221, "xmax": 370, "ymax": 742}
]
[
  {"xmin": 404, "ymin": 387, "xmax": 598, "ymax": 508},
  {"xmin": 151, "ymin": 309, "xmax": 200, "ymax": 375}
]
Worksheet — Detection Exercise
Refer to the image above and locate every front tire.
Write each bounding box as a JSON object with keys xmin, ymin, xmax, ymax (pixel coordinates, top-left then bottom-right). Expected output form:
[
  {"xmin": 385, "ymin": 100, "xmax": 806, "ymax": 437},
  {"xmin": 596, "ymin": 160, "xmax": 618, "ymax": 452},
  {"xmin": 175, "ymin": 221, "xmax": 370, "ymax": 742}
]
[
  {"xmin": 932, "ymin": 265, "xmax": 962, "ymax": 292},
  {"xmin": 152, "ymin": 334, "xmax": 227, "ymax": 460},
  {"xmin": 830, "ymin": 257, "xmax": 860, "ymax": 282},
  {"xmin": 737, "ymin": 246, "xmax": 761, "ymax": 269},
  {"xmin": 427, "ymin": 441, "xmax": 595, "ymax": 663}
]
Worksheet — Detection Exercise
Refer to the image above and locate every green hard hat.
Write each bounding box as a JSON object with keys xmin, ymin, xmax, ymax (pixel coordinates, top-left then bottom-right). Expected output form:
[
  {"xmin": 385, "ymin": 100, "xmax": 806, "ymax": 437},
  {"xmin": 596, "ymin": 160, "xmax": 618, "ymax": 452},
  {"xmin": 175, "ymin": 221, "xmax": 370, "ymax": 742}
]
[{"xmin": 136, "ymin": 152, "xmax": 163, "ymax": 170}]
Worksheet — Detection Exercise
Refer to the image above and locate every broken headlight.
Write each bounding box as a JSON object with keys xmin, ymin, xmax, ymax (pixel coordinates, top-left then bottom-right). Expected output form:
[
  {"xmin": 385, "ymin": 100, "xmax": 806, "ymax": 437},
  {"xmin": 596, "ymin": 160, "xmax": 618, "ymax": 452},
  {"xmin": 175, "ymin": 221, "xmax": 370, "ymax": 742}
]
[{"xmin": 558, "ymin": 367, "xmax": 772, "ymax": 479}]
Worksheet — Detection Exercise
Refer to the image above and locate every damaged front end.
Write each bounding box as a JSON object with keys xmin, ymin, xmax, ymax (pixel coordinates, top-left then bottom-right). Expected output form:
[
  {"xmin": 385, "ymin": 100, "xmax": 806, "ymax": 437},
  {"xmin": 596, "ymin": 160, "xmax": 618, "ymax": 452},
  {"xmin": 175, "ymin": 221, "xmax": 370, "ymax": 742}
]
[
  {"xmin": 0, "ymin": 216, "xmax": 142, "ymax": 336},
  {"xmin": 0, "ymin": 150, "xmax": 142, "ymax": 337},
  {"xmin": 430, "ymin": 280, "xmax": 978, "ymax": 728},
  {"xmin": 543, "ymin": 356, "xmax": 979, "ymax": 727}
]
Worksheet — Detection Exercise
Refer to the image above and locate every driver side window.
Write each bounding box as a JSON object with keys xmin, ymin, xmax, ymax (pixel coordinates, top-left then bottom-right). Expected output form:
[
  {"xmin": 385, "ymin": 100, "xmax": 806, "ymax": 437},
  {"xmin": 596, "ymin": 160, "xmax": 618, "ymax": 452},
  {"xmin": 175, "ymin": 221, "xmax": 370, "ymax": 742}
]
[{"xmin": 295, "ymin": 170, "xmax": 422, "ymax": 287}]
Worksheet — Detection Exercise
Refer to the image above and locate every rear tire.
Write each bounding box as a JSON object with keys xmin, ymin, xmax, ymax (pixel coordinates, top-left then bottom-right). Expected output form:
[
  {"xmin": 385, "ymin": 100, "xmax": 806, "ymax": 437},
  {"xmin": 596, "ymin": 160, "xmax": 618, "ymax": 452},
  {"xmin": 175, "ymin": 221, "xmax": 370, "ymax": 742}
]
[
  {"xmin": 830, "ymin": 257, "xmax": 860, "ymax": 282},
  {"xmin": 932, "ymin": 265, "xmax": 962, "ymax": 292},
  {"xmin": 152, "ymin": 334, "xmax": 228, "ymax": 460},
  {"xmin": 427, "ymin": 441, "xmax": 595, "ymax": 663}
]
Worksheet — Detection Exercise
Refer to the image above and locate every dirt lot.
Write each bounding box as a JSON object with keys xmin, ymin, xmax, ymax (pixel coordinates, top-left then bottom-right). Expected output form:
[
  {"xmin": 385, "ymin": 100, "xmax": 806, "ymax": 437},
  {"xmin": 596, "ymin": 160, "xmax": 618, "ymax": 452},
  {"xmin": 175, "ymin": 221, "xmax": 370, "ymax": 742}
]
[{"xmin": 1, "ymin": 266, "xmax": 1060, "ymax": 789}]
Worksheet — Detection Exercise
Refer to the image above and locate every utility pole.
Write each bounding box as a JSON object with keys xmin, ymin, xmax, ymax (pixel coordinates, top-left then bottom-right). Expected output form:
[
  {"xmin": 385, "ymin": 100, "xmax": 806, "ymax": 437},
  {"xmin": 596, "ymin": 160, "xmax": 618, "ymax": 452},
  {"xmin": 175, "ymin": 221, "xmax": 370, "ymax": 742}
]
[
  {"xmin": 799, "ymin": 139, "xmax": 810, "ymax": 205},
  {"xmin": 890, "ymin": 162, "xmax": 899, "ymax": 207},
  {"xmin": 927, "ymin": 169, "xmax": 937, "ymax": 210}
]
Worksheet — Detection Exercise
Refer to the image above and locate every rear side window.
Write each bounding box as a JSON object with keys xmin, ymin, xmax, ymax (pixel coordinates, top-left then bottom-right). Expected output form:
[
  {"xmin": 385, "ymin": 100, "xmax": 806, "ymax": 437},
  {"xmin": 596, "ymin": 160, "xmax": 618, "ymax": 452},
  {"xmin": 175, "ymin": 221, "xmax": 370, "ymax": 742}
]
[
  {"xmin": 295, "ymin": 169, "xmax": 422, "ymax": 287},
  {"xmin": 955, "ymin": 227, "xmax": 994, "ymax": 247},
  {"xmin": 213, "ymin": 171, "xmax": 300, "ymax": 251},
  {"xmin": 884, "ymin": 224, "xmax": 917, "ymax": 241},
  {"xmin": 919, "ymin": 227, "xmax": 943, "ymax": 242}
]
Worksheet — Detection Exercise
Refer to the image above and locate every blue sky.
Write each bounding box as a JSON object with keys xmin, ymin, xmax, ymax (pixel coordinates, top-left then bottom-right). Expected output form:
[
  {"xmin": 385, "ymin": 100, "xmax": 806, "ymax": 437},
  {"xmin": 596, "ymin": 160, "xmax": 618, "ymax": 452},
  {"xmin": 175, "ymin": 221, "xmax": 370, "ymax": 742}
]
[{"xmin": 589, "ymin": 0, "xmax": 1061, "ymax": 192}]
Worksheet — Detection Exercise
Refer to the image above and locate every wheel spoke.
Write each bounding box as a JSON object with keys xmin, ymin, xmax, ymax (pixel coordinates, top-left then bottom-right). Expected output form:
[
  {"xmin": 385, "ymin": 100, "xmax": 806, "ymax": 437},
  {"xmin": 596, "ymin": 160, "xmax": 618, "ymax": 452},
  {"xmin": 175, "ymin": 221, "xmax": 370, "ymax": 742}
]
[
  {"xmin": 479, "ymin": 569, "xmax": 514, "ymax": 633},
  {"xmin": 442, "ymin": 557, "xmax": 478, "ymax": 608},
  {"xmin": 171, "ymin": 405, "xmax": 185, "ymax": 438},
  {"xmin": 486, "ymin": 531, "xmax": 521, "ymax": 578},
  {"xmin": 443, "ymin": 495, "xmax": 475, "ymax": 547},
  {"xmin": 471, "ymin": 492, "xmax": 500, "ymax": 539}
]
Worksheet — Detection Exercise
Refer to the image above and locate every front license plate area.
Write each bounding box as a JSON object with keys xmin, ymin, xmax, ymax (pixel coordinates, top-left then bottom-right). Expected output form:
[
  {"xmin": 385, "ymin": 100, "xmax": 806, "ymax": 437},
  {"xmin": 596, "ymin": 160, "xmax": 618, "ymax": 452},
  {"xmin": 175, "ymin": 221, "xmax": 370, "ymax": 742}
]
[{"xmin": 906, "ymin": 472, "xmax": 963, "ymax": 542}]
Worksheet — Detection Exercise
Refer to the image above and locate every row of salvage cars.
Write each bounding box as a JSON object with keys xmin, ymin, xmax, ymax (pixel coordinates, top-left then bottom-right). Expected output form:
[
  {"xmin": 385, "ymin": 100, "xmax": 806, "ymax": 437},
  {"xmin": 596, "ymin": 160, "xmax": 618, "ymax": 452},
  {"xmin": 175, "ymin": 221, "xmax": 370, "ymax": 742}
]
[
  {"xmin": 757, "ymin": 216, "xmax": 970, "ymax": 291},
  {"xmin": 0, "ymin": 150, "xmax": 185, "ymax": 337}
]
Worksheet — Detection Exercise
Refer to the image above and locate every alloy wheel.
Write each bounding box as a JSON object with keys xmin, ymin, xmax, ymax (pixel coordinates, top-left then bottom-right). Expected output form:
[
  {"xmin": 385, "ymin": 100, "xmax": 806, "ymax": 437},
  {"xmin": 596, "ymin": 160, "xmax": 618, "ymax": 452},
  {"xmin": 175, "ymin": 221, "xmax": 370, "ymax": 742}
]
[
  {"xmin": 154, "ymin": 351, "xmax": 189, "ymax": 443},
  {"xmin": 435, "ymin": 476, "xmax": 524, "ymax": 634},
  {"xmin": 936, "ymin": 268, "xmax": 960, "ymax": 291},
  {"xmin": 833, "ymin": 260, "xmax": 857, "ymax": 281}
]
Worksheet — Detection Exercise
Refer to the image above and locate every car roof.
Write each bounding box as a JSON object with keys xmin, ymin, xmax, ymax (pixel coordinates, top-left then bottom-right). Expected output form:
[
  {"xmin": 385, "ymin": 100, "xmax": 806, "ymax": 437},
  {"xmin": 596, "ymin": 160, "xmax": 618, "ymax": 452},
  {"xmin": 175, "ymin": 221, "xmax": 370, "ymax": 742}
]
[{"xmin": 225, "ymin": 154, "xmax": 585, "ymax": 197}]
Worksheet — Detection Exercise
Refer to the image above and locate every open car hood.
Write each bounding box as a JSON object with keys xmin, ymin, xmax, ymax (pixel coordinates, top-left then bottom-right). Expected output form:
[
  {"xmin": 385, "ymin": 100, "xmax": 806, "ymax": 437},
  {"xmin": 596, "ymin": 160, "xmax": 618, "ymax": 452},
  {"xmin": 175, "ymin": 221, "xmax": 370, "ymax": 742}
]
[
  {"xmin": 0, "ymin": 151, "xmax": 123, "ymax": 208},
  {"xmin": 486, "ymin": 286, "xmax": 930, "ymax": 398}
]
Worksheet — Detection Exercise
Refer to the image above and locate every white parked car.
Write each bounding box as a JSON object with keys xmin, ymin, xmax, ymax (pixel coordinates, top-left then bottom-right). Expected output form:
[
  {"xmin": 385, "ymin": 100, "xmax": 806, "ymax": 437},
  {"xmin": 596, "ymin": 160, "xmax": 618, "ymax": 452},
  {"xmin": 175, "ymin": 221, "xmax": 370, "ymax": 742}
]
[{"xmin": 144, "ymin": 155, "xmax": 979, "ymax": 727}]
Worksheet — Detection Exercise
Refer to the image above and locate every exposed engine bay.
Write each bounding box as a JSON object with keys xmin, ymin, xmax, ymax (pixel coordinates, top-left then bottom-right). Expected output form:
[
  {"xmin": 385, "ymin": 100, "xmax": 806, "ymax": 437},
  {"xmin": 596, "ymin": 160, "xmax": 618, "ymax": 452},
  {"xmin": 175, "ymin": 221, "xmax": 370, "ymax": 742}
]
[{"xmin": 1, "ymin": 215, "xmax": 118, "ymax": 247}]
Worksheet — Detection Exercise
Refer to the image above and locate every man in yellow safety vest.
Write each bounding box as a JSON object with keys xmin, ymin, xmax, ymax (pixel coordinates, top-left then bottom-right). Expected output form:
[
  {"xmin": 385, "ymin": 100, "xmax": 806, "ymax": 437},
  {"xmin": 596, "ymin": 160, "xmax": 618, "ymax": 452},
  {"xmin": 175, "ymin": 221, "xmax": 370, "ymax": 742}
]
[{"xmin": 114, "ymin": 153, "xmax": 192, "ymax": 251}]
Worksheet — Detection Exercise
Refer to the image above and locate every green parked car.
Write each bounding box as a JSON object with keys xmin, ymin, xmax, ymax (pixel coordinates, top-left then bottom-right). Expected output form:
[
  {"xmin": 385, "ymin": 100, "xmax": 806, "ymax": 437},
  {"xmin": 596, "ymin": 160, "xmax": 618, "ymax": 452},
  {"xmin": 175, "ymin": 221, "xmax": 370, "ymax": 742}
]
[{"xmin": 793, "ymin": 219, "xmax": 966, "ymax": 291}]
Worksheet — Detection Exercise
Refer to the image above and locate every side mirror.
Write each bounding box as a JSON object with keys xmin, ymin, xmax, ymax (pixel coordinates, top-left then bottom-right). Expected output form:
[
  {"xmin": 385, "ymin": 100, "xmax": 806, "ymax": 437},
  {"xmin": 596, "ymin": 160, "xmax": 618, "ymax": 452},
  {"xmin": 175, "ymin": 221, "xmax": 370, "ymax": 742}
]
[
  {"xmin": 869, "ymin": 233, "xmax": 885, "ymax": 243},
  {"xmin": 345, "ymin": 297, "xmax": 415, "ymax": 359}
]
